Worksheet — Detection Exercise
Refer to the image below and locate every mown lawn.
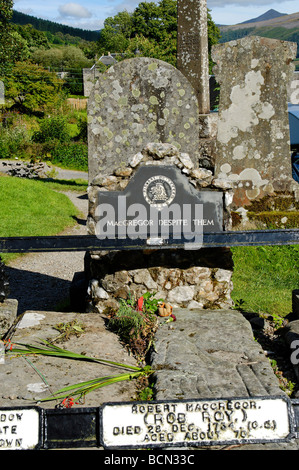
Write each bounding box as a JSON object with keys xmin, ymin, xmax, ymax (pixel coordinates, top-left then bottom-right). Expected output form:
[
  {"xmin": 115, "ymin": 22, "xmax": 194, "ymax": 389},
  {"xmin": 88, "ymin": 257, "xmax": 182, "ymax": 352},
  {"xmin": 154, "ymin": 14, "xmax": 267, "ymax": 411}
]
[
  {"xmin": 231, "ymin": 245, "xmax": 299, "ymax": 317},
  {"xmin": 0, "ymin": 175, "xmax": 80, "ymax": 263}
]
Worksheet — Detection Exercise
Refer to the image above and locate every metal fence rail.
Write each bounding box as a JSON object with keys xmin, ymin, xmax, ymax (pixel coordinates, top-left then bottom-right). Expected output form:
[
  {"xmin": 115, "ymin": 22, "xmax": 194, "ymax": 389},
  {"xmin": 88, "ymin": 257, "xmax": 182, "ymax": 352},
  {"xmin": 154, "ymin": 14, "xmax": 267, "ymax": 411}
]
[{"xmin": 1, "ymin": 229, "xmax": 299, "ymax": 253}]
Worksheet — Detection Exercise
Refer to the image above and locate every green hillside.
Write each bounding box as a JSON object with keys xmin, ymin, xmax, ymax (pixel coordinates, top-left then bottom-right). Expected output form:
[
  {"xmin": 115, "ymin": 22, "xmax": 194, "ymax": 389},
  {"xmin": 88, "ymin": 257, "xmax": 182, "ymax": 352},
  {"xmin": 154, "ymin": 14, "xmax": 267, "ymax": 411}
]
[{"xmin": 11, "ymin": 10, "xmax": 100, "ymax": 42}]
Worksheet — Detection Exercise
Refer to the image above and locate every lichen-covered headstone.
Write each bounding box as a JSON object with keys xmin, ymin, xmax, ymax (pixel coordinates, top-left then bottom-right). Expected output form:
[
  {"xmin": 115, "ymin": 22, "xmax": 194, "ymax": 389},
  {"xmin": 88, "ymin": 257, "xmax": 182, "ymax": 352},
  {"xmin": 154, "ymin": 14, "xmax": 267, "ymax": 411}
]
[
  {"xmin": 177, "ymin": 0, "xmax": 210, "ymax": 115},
  {"xmin": 212, "ymin": 36, "xmax": 297, "ymax": 209},
  {"xmin": 289, "ymin": 71, "xmax": 299, "ymax": 105},
  {"xmin": 87, "ymin": 57, "xmax": 200, "ymax": 182}
]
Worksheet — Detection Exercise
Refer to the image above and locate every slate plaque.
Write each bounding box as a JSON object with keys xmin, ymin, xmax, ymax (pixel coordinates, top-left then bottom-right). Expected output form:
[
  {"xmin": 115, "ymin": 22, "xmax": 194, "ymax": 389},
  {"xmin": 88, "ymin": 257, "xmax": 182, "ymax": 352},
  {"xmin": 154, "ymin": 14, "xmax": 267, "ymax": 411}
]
[
  {"xmin": 100, "ymin": 397, "xmax": 294, "ymax": 449},
  {"xmin": 95, "ymin": 166, "xmax": 223, "ymax": 248}
]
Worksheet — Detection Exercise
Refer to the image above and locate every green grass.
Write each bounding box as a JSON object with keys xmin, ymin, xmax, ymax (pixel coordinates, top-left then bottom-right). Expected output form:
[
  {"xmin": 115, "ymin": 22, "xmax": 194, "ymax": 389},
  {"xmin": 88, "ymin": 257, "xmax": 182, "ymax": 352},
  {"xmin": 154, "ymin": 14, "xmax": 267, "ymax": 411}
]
[
  {"xmin": 38, "ymin": 177, "xmax": 88, "ymax": 193},
  {"xmin": 231, "ymin": 245, "xmax": 299, "ymax": 317},
  {"xmin": 0, "ymin": 175, "xmax": 80, "ymax": 263}
]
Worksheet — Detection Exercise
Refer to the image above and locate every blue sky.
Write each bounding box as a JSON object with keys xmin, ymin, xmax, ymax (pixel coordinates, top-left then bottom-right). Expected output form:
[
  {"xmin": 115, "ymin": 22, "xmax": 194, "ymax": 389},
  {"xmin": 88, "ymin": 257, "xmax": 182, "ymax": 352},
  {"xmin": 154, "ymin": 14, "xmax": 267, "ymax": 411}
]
[{"xmin": 13, "ymin": 0, "xmax": 299, "ymax": 30}]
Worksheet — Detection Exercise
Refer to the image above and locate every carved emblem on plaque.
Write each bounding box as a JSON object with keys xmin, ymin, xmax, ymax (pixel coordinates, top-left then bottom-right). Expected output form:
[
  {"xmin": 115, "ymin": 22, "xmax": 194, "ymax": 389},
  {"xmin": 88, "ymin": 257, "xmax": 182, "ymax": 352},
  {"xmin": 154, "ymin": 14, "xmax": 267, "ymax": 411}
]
[{"xmin": 143, "ymin": 175, "xmax": 176, "ymax": 209}]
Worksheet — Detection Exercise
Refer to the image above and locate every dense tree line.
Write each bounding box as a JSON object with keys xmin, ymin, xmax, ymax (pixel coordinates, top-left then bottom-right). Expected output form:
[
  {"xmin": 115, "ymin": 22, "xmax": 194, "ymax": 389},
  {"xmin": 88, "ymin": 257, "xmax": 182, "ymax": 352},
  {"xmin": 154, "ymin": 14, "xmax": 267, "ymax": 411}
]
[
  {"xmin": 11, "ymin": 10, "xmax": 100, "ymax": 42},
  {"xmin": 0, "ymin": 0, "xmax": 221, "ymax": 110}
]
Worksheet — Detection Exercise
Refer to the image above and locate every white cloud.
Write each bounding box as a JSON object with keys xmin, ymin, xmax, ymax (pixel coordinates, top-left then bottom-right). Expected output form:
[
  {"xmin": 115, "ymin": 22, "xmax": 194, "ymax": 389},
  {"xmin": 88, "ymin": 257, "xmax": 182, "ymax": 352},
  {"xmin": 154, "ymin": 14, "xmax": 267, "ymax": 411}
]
[{"xmin": 58, "ymin": 2, "xmax": 93, "ymax": 19}]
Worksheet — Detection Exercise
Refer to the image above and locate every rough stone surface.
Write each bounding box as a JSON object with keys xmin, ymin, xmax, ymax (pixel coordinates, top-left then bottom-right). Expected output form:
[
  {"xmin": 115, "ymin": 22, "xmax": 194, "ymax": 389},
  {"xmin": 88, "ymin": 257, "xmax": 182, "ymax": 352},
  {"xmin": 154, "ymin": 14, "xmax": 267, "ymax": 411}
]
[
  {"xmin": 2, "ymin": 308, "xmax": 299, "ymax": 449},
  {"xmin": 151, "ymin": 309, "xmax": 285, "ymax": 400},
  {"xmin": 283, "ymin": 319, "xmax": 299, "ymax": 382},
  {"xmin": 0, "ymin": 299, "xmax": 18, "ymax": 336},
  {"xmin": 85, "ymin": 248, "xmax": 234, "ymax": 313},
  {"xmin": 86, "ymin": 143, "xmax": 234, "ymax": 313},
  {"xmin": 0, "ymin": 257, "xmax": 10, "ymax": 303},
  {"xmin": 288, "ymin": 71, "xmax": 299, "ymax": 105},
  {"xmin": 212, "ymin": 36, "xmax": 297, "ymax": 209},
  {"xmin": 0, "ymin": 311, "xmax": 138, "ymax": 408},
  {"xmin": 177, "ymin": 0, "xmax": 210, "ymax": 114},
  {"xmin": 87, "ymin": 57, "xmax": 200, "ymax": 181}
]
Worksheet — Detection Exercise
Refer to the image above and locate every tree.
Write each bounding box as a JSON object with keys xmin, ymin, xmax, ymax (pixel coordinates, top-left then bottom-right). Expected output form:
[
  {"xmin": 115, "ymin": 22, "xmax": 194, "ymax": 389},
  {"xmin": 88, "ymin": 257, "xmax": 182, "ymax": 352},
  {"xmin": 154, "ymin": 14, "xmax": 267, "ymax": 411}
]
[
  {"xmin": 98, "ymin": 11, "xmax": 133, "ymax": 53},
  {"xmin": 0, "ymin": 1, "xmax": 30, "ymax": 78},
  {"xmin": 0, "ymin": 0, "xmax": 14, "ymax": 75},
  {"xmin": 0, "ymin": 0, "xmax": 13, "ymax": 23},
  {"xmin": 5, "ymin": 61, "xmax": 64, "ymax": 114},
  {"xmin": 97, "ymin": 0, "xmax": 220, "ymax": 69},
  {"xmin": 131, "ymin": 0, "xmax": 177, "ymax": 41},
  {"xmin": 14, "ymin": 24, "xmax": 50, "ymax": 53},
  {"xmin": 32, "ymin": 46, "xmax": 91, "ymax": 70}
]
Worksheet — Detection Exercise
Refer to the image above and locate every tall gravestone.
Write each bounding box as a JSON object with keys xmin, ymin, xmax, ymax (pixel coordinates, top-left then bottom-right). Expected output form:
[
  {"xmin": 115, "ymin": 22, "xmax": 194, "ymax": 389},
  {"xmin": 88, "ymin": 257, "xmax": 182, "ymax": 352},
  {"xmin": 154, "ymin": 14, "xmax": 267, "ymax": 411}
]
[
  {"xmin": 177, "ymin": 0, "xmax": 217, "ymax": 169},
  {"xmin": 88, "ymin": 58, "xmax": 201, "ymax": 182},
  {"xmin": 85, "ymin": 2, "xmax": 234, "ymax": 313},
  {"xmin": 288, "ymin": 71, "xmax": 299, "ymax": 105},
  {"xmin": 86, "ymin": 59, "xmax": 233, "ymax": 312},
  {"xmin": 212, "ymin": 36, "xmax": 297, "ymax": 209},
  {"xmin": 177, "ymin": 0, "xmax": 210, "ymax": 115}
]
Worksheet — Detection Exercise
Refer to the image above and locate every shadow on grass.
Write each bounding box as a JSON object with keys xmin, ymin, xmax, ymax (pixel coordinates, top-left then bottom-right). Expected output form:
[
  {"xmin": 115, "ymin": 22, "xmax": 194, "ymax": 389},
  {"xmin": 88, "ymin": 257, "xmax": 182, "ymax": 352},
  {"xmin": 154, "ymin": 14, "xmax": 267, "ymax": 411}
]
[{"xmin": 6, "ymin": 265, "xmax": 73, "ymax": 316}]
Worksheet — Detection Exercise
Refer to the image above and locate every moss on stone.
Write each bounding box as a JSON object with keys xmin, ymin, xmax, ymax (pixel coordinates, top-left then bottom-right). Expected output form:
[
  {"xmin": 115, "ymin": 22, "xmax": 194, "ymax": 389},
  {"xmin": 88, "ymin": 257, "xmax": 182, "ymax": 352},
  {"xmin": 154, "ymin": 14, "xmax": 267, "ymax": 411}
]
[{"xmin": 248, "ymin": 210, "xmax": 299, "ymax": 229}]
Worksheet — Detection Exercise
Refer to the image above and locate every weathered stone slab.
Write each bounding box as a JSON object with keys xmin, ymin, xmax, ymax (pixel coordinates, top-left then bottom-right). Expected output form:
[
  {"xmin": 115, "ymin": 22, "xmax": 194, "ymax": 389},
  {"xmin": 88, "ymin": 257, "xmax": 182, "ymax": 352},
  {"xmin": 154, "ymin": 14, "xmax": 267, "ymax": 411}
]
[
  {"xmin": 177, "ymin": 0, "xmax": 210, "ymax": 114},
  {"xmin": 288, "ymin": 71, "xmax": 299, "ymax": 105},
  {"xmin": 95, "ymin": 165, "xmax": 224, "ymax": 240},
  {"xmin": 0, "ymin": 299, "xmax": 18, "ymax": 336},
  {"xmin": 0, "ymin": 311, "xmax": 138, "ymax": 408},
  {"xmin": 212, "ymin": 36, "xmax": 297, "ymax": 209},
  {"xmin": 87, "ymin": 57, "xmax": 200, "ymax": 181},
  {"xmin": 151, "ymin": 309, "xmax": 284, "ymax": 400}
]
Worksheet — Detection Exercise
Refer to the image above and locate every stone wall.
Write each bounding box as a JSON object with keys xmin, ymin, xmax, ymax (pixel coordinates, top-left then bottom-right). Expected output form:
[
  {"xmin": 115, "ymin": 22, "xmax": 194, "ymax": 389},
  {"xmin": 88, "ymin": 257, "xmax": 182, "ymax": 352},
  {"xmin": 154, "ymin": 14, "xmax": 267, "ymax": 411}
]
[{"xmin": 85, "ymin": 143, "xmax": 234, "ymax": 313}]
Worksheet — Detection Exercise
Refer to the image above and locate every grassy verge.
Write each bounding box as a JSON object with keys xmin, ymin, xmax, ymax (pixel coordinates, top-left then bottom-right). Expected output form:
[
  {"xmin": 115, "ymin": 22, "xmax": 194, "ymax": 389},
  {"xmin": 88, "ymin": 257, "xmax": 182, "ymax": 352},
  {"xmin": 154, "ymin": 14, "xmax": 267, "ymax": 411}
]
[
  {"xmin": 231, "ymin": 245, "xmax": 299, "ymax": 317},
  {"xmin": 0, "ymin": 175, "xmax": 80, "ymax": 263},
  {"xmin": 37, "ymin": 177, "xmax": 88, "ymax": 193}
]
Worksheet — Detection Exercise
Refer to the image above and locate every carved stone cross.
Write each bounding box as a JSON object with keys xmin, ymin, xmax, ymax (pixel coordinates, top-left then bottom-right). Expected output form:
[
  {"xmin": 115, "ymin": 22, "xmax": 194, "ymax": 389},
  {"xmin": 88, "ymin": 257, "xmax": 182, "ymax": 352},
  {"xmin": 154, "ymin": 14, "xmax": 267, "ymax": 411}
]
[{"xmin": 177, "ymin": 0, "xmax": 210, "ymax": 114}]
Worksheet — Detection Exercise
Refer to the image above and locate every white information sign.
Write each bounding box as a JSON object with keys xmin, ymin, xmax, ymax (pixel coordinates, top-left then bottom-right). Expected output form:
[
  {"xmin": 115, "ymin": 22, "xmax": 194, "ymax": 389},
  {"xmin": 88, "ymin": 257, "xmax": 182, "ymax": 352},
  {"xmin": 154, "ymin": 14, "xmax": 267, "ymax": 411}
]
[
  {"xmin": 101, "ymin": 397, "xmax": 293, "ymax": 448},
  {"xmin": 0, "ymin": 409, "xmax": 40, "ymax": 450}
]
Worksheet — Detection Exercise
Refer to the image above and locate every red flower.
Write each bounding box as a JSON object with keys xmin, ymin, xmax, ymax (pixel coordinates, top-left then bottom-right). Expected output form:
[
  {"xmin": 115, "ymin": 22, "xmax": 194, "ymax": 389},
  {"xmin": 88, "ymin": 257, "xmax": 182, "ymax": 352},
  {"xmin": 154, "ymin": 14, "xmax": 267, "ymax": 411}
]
[
  {"xmin": 4, "ymin": 339, "xmax": 15, "ymax": 351},
  {"xmin": 137, "ymin": 296, "xmax": 144, "ymax": 311},
  {"xmin": 61, "ymin": 397, "xmax": 75, "ymax": 408}
]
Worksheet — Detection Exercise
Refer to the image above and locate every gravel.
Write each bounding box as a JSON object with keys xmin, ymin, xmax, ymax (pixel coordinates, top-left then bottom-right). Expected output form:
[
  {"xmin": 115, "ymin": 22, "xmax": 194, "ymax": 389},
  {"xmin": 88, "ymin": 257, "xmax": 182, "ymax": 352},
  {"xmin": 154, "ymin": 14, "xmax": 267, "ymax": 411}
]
[{"xmin": 6, "ymin": 189, "xmax": 88, "ymax": 315}]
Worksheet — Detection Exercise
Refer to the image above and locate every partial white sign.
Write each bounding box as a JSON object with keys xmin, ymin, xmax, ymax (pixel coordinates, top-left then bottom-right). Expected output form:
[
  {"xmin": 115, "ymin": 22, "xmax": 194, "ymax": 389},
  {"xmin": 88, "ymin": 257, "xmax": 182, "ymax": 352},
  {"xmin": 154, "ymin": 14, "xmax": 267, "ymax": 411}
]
[{"xmin": 0, "ymin": 409, "xmax": 40, "ymax": 450}]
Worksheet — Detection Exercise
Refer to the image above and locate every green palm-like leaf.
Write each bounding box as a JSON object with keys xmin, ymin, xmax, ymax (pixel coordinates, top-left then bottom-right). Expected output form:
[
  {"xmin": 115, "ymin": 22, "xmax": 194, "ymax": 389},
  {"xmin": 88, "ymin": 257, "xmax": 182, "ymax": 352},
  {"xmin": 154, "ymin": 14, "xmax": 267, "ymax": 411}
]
[{"xmin": 7, "ymin": 340, "xmax": 153, "ymax": 404}]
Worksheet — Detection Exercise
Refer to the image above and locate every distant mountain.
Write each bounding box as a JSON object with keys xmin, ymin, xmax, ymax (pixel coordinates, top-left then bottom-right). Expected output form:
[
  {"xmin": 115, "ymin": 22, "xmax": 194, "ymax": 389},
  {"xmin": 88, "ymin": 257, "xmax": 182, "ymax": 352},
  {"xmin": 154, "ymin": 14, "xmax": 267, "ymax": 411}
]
[
  {"xmin": 11, "ymin": 10, "xmax": 100, "ymax": 42},
  {"xmin": 220, "ymin": 10, "xmax": 299, "ymax": 31},
  {"xmin": 240, "ymin": 9, "xmax": 287, "ymax": 25},
  {"xmin": 218, "ymin": 10, "xmax": 299, "ymax": 65}
]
